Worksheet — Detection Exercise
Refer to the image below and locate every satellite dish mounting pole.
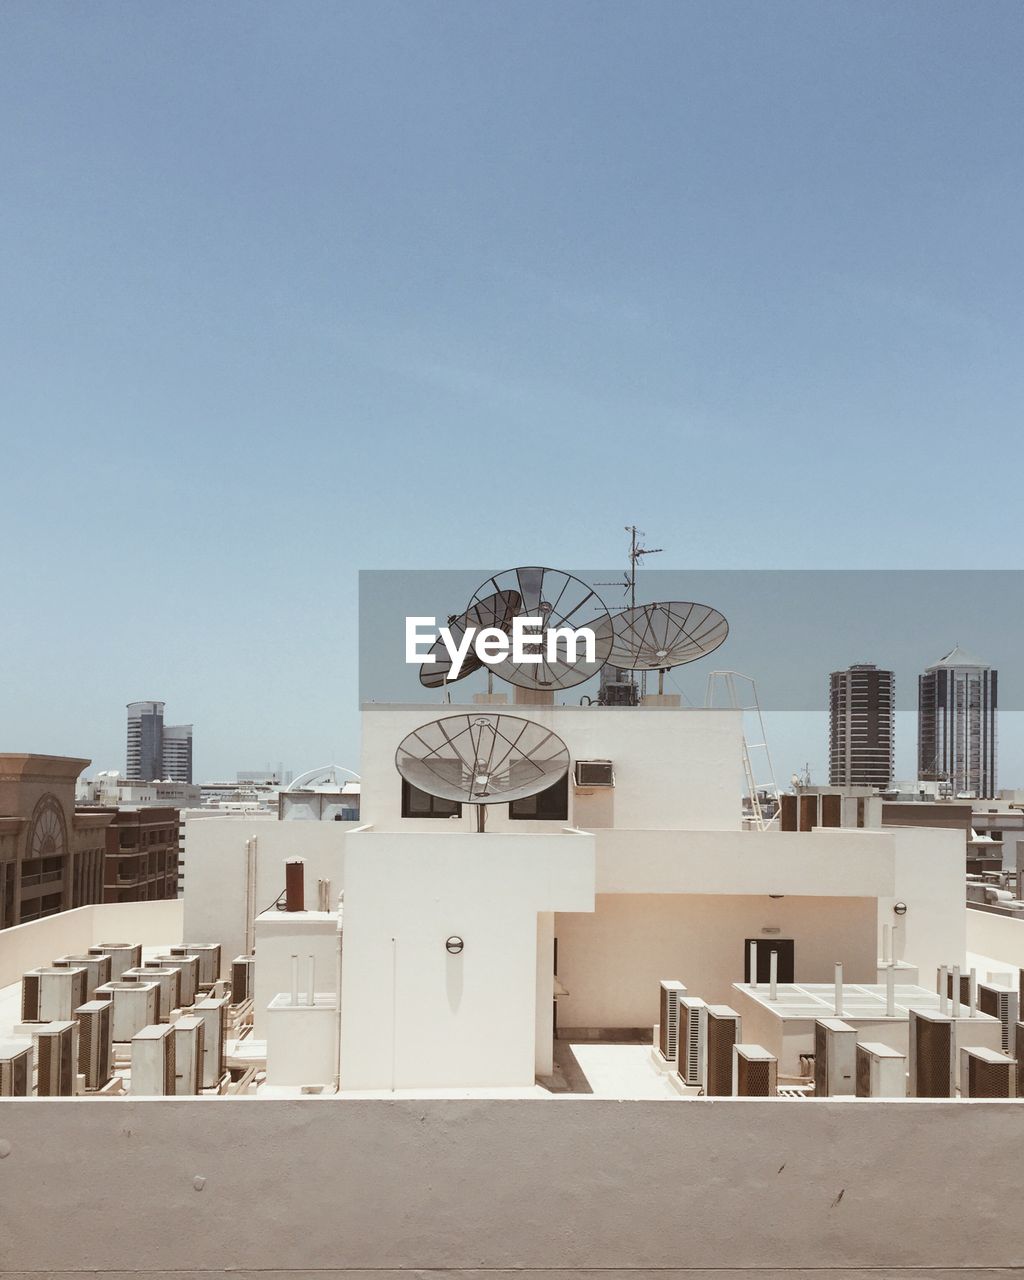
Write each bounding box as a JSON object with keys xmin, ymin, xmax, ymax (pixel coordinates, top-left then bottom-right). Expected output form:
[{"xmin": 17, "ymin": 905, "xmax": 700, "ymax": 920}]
[{"xmin": 476, "ymin": 804, "xmax": 486, "ymax": 833}]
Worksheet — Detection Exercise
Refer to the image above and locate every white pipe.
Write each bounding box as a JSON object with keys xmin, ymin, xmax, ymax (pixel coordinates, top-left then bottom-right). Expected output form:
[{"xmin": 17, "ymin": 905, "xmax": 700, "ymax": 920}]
[
  {"xmin": 952, "ymin": 965, "xmax": 961, "ymax": 1018},
  {"xmin": 306, "ymin": 955, "xmax": 315, "ymax": 1006},
  {"xmin": 969, "ymin": 967, "xmax": 977, "ymax": 1018},
  {"xmin": 938, "ymin": 965, "xmax": 948, "ymax": 1015},
  {"xmin": 334, "ymin": 891, "xmax": 344, "ymax": 1093},
  {"xmin": 290, "ymin": 954, "xmax": 299, "ymax": 1006},
  {"xmin": 886, "ymin": 963, "xmax": 895, "ymax": 1018},
  {"xmin": 834, "ymin": 962, "xmax": 843, "ymax": 1017},
  {"xmin": 749, "ymin": 941, "xmax": 758, "ymax": 988},
  {"xmin": 769, "ymin": 950, "xmax": 778, "ymax": 1001},
  {"xmin": 882, "ymin": 924, "xmax": 891, "ymax": 965}
]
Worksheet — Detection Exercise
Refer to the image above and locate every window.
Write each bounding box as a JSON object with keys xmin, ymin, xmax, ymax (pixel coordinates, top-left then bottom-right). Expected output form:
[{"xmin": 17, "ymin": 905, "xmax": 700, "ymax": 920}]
[
  {"xmin": 509, "ymin": 775, "xmax": 569, "ymax": 821},
  {"xmin": 401, "ymin": 779, "xmax": 462, "ymax": 819}
]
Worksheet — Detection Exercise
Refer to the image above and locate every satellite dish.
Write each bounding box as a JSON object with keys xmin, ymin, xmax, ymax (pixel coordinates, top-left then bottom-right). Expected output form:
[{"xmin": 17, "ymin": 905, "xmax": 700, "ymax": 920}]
[
  {"xmin": 395, "ymin": 713, "xmax": 570, "ymax": 806},
  {"xmin": 467, "ymin": 567, "xmax": 613, "ymax": 690},
  {"xmin": 419, "ymin": 590, "xmax": 523, "ymax": 688},
  {"xmin": 606, "ymin": 601, "xmax": 729, "ymax": 671}
]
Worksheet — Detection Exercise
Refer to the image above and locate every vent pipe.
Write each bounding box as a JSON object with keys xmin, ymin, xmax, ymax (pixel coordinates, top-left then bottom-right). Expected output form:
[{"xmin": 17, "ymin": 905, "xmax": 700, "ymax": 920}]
[
  {"xmin": 749, "ymin": 940, "xmax": 758, "ymax": 988},
  {"xmin": 969, "ymin": 967, "xmax": 977, "ymax": 1018},
  {"xmin": 882, "ymin": 924, "xmax": 892, "ymax": 966},
  {"xmin": 886, "ymin": 962, "xmax": 895, "ymax": 1018},
  {"xmin": 290, "ymin": 954, "xmax": 299, "ymax": 1005},
  {"xmin": 834, "ymin": 962, "xmax": 843, "ymax": 1017},
  {"xmin": 285, "ymin": 858, "xmax": 305, "ymax": 912},
  {"xmin": 938, "ymin": 965, "xmax": 949, "ymax": 1015},
  {"xmin": 769, "ymin": 949, "xmax": 778, "ymax": 1001},
  {"xmin": 952, "ymin": 964, "xmax": 961, "ymax": 1018}
]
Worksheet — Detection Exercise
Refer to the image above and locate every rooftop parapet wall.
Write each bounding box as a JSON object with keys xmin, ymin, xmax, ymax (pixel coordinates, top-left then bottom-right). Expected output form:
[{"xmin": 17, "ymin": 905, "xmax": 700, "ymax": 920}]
[{"xmin": 3, "ymin": 1097, "xmax": 1024, "ymax": 1276}]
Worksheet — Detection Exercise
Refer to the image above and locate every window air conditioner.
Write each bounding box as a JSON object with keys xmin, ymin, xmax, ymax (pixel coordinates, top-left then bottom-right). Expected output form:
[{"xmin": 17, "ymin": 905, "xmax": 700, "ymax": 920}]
[
  {"xmin": 122, "ymin": 967, "xmax": 182, "ymax": 1021},
  {"xmin": 74, "ymin": 1000, "xmax": 113, "ymax": 1091},
  {"xmin": 573, "ymin": 760, "xmax": 614, "ymax": 788},
  {"xmin": 231, "ymin": 955, "xmax": 255, "ymax": 1006},
  {"xmin": 677, "ymin": 997, "xmax": 706, "ymax": 1086},
  {"xmin": 909, "ymin": 1008, "xmax": 955, "ymax": 1098},
  {"xmin": 814, "ymin": 1018, "xmax": 856, "ymax": 1097},
  {"xmin": 733, "ymin": 1044, "xmax": 778, "ymax": 1096},
  {"xmin": 960, "ymin": 1046, "xmax": 1014, "ymax": 1098},
  {"xmin": 855, "ymin": 1042, "xmax": 906, "ymax": 1097},
  {"xmin": 658, "ymin": 980, "xmax": 686, "ymax": 1064},
  {"xmin": 131, "ymin": 1023, "xmax": 177, "ymax": 1096},
  {"xmin": 701, "ymin": 1005, "xmax": 741, "ymax": 1097},
  {"xmin": 33, "ymin": 1021, "xmax": 78, "ymax": 1096},
  {"xmin": 0, "ymin": 1041, "xmax": 33, "ymax": 1097},
  {"xmin": 88, "ymin": 943, "xmax": 142, "ymax": 981},
  {"xmin": 172, "ymin": 1015, "xmax": 206, "ymax": 1095}
]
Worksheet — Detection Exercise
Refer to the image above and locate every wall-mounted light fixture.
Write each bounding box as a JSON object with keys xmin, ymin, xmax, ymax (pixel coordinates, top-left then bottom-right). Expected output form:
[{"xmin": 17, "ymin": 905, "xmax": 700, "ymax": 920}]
[
  {"xmin": 445, "ymin": 936, "xmax": 464, "ymax": 954},
  {"xmin": 893, "ymin": 901, "xmax": 908, "ymax": 916}
]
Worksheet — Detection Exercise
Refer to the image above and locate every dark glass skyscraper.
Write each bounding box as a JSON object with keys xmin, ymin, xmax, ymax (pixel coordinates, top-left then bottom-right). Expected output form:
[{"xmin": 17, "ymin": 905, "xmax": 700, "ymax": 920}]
[
  {"xmin": 918, "ymin": 646, "xmax": 997, "ymax": 798},
  {"xmin": 829, "ymin": 664, "xmax": 894, "ymax": 788}
]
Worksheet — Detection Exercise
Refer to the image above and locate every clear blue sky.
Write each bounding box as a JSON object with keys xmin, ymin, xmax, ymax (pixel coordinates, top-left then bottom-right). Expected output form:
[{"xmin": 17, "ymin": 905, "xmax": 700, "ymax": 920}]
[{"xmin": 2, "ymin": 2, "xmax": 1021, "ymax": 782}]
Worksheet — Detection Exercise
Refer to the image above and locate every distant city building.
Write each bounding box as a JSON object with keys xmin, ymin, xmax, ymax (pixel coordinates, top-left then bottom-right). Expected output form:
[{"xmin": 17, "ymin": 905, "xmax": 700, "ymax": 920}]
[
  {"xmin": 0, "ymin": 754, "xmax": 111, "ymax": 928},
  {"xmin": 828, "ymin": 663, "xmax": 894, "ymax": 789},
  {"xmin": 279, "ymin": 764, "xmax": 361, "ymax": 821},
  {"xmin": 918, "ymin": 645, "xmax": 997, "ymax": 798},
  {"xmin": 125, "ymin": 701, "xmax": 194, "ymax": 782},
  {"xmin": 126, "ymin": 701, "xmax": 164, "ymax": 781},
  {"xmin": 76, "ymin": 771, "xmax": 200, "ymax": 809},
  {"xmin": 161, "ymin": 724, "xmax": 193, "ymax": 783}
]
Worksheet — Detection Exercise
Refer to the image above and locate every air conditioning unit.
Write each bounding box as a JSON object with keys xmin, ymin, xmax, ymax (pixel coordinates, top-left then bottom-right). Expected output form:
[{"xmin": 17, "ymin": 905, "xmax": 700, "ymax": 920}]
[
  {"xmin": 33, "ymin": 1021, "xmax": 78, "ymax": 1096},
  {"xmin": 856, "ymin": 1042, "xmax": 906, "ymax": 1097},
  {"xmin": 733, "ymin": 1044, "xmax": 778, "ymax": 1096},
  {"xmin": 814, "ymin": 1018, "xmax": 857, "ymax": 1097},
  {"xmin": 977, "ymin": 982, "xmax": 1019, "ymax": 1053},
  {"xmin": 0, "ymin": 1040, "xmax": 33, "ymax": 1096},
  {"xmin": 53, "ymin": 953, "xmax": 111, "ymax": 999},
  {"xmin": 701, "ymin": 1004, "xmax": 741, "ymax": 1096},
  {"xmin": 94, "ymin": 981, "xmax": 161, "ymax": 1042},
  {"xmin": 909, "ymin": 1009, "xmax": 955, "ymax": 1098},
  {"xmin": 171, "ymin": 1014, "xmax": 206, "ymax": 1095},
  {"xmin": 231, "ymin": 955, "xmax": 255, "ymax": 1006},
  {"xmin": 131, "ymin": 1023, "xmax": 177, "ymax": 1096},
  {"xmin": 574, "ymin": 760, "xmax": 614, "ymax": 788},
  {"xmin": 74, "ymin": 1000, "xmax": 113, "ymax": 1091},
  {"xmin": 89, "ymin": 943, "xmax": 142, "ymax": 981},
  {"xmin": 21, "ymin": 967, "xmax": 89, "ymax": 1022},
  {"xmin": 171, "ymin": 944, "xmax": 221, "ymax": 989},
  {"xmin": 150, "ymin": 954, "xmax": 200, "ymax": 1007},
  {"xmin": 122, "ymin": 967, "xmax": 182, "ymax": 1021},
  {"xmin": 657, "ymin": 980, "xmax": 686, "ymax": 1064},
  {"xmin": 677, "ymin": 996, "xmax": 706, "ymax": 1086},
  {"xmin": 192, "ymin": 996, "xmax": 229, "ymax": 1088},
  {"xmin": 960, "ymin": 1046, "xmax": 1014, "ymax": 1099}
]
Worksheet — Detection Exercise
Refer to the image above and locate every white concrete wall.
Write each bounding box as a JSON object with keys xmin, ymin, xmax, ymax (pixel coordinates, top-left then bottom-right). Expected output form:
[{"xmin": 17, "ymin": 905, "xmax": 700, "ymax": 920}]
[
  {"xmin": 253, "ymin": 910, "xmax": 340, "ymax": 1037},
  {"xmin": 340, "ymin": 829, "xmax": 594, "ymax": 1089},
  {"xmin": 0, "ymin": 899, "xmax": 184, "ymax": 989},
  {"xmin": 967, "ymin": 907, "xmax": 1024, "ymax": 970},
  {"xmin": 360, "ymin": 703, "xmax": 744, "ymax": 833},
  {"xmin": 5, "ymin": 1097, "xmax": 1024, "ymax": 1277},
  {"xmin": 594, "ymin": 827, "xmax": 895, "ymax": 895},
  {"xmin": 183, "ymin": 818, "xmax": 349, "ymax": 973},
  {"xmin": 555, "ymin": 894, "xmax": 878, "ymax": 1029},
  {"xmin": 879, "ymin": 826, "xmax": 966, "ymax": 982}
]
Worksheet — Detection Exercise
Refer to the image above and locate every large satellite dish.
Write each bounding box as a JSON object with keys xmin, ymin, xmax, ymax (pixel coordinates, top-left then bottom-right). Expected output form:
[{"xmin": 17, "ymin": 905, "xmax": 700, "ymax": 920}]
[
  {"xmin": 395, "ymin": 713, "xmax": 570, "ymax": 807},
  {"xmin": 468, "ymin": 567, "xmax": 613, "ymax": 690},
  {"xmin": 606, "ymin": 601, "xmax": 729, "ymax": 670},
  {"xmin": 419, "ymin": 590, "xmax": 523, "ymax": 688}
]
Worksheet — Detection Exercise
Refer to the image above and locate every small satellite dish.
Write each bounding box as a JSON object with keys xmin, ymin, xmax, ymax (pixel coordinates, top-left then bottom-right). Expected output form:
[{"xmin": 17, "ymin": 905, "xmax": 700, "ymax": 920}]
[
  {"xmin": 606, "ymin": 601, "xmax": 728, "ymax": 671},
  {"xmin": 467, "ymin": 566, "xmax": 613, "ymax": 690},
  {"xmin": 419, "ymin": 590, "xmax": 523, "ymax": 688},
  {"xmin": 395, "ymin": 713, "xmax": 570, "ymax": 807}
]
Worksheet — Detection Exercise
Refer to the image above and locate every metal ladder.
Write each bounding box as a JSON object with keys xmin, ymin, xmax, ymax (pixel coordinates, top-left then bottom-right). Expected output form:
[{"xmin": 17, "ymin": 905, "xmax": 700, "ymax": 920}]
[{"xmin": 705, "ymin": 670, "xmax": 780, "ymax": 831}]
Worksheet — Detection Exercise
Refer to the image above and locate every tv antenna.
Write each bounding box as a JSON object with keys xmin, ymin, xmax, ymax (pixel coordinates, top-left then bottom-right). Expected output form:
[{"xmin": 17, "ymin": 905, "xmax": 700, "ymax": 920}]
[
  {"xmin": 597, "ymin": 525, "xmax": 664, "ymax": 610},
  {"xmin": 395, "ymin": 713, "xmax": 570, "ymax": 831}
]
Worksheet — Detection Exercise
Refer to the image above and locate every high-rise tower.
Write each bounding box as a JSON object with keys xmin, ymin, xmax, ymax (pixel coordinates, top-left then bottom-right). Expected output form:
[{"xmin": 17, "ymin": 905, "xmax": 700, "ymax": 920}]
[
  {"xmin": 829, "ymin": 663, "xmax": 894, "ymax": 788},
  {"xmin": 918, "ymin": 645, "xmax": 997, "ymax": 798},
  {"xmin": 161, "ymin": 724, "xmax": 193, "ymax": 783},
  {"xmin": 126, "ymin": 701, "xmax": 165, "ymax": 781}
]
